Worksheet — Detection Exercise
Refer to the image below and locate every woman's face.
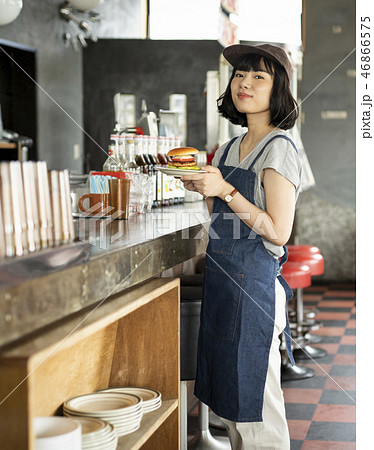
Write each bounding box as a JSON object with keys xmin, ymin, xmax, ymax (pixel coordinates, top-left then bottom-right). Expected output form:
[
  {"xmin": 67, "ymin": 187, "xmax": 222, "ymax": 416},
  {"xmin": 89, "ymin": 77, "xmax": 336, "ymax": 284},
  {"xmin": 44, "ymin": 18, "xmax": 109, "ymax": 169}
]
[{"xmin": 230, "ymin": 61, "xmax": 274, "ymax": 119}]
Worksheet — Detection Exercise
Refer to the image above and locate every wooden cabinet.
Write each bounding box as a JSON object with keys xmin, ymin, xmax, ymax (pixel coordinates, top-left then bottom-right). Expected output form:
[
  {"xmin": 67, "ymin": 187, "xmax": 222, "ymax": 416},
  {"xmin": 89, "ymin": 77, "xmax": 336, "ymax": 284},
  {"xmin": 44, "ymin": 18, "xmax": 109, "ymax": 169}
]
[{"xmin": 0, "ymin": 277, "xmax": 180, "ymax": 449}]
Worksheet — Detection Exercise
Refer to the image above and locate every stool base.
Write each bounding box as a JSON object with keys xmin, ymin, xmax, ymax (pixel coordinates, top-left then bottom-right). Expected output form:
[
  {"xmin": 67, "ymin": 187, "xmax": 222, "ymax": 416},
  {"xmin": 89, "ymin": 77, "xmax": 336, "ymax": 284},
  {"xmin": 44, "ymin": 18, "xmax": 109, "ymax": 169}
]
[
  {"xmin": 188, "ymin": 432, "xmax": 231, "ymax": 449},
  {"xmin": 293, "ymin": 345, "xmax": 328, "ymax": 361},
  {"xmin": 281, "ymin": 363, "xmax": 315, "ymax": 381},
  {"xmin": 188, "ymin": 402, "xmax": 230, "ymax": 450},
  {"xmin": 209, "ymin": 411, "xmax": 227, "ymax": 430},
  {"xmin": 304, "ymin": 332, "xmax": 323, "ymax": 344}
]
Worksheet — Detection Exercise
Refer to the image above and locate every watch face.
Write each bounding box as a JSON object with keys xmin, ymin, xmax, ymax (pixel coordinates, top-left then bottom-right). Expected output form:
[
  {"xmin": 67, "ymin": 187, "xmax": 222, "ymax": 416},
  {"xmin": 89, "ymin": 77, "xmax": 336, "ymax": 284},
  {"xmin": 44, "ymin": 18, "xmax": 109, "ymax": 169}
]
[{"xmin": 225, "ymin": 194, "xmax": 233, "ymax": 203}]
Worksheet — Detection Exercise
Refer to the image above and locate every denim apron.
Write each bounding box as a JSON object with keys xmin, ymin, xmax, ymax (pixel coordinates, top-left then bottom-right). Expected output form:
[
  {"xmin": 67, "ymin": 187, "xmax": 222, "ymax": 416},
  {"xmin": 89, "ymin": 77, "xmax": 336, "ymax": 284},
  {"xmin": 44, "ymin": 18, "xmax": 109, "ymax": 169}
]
[{"xmin": 194, "ymin": 135, "xmax": 296, "ymax": 422}]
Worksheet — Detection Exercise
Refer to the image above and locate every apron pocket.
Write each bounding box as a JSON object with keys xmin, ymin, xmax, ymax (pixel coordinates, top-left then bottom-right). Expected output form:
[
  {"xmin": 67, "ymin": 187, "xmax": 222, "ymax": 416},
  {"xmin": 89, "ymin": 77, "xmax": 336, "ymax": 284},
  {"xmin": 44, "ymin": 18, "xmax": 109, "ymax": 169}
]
[{"xmin": 202, "ymin": 266, "xmax": 243, "ymax": 342}]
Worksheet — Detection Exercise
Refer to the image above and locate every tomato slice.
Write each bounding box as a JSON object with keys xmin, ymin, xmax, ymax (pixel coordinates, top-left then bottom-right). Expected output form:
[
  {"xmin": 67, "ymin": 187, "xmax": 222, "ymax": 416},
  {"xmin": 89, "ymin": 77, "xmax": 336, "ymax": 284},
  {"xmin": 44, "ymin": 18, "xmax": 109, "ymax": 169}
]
[{"xmin": 172, "ymin": 157, "xmax": 194, "ymax": 163}]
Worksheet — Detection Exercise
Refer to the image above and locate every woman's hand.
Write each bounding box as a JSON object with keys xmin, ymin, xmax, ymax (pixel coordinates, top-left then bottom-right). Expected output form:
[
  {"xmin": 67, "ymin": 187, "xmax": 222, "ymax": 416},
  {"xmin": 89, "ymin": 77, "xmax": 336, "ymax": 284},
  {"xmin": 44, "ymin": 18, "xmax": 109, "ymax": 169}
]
[{"xmin": 181, "ymin": 165, "xmax": 231, "ymax": 199}]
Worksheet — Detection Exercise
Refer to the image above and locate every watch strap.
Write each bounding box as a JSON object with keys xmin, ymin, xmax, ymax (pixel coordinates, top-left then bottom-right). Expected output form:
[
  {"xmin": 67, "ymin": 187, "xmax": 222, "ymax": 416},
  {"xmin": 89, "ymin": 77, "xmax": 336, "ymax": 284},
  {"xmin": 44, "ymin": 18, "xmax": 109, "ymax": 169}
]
[{"xmin": 225, "ymin": 188, "xmax": 238, "ymax": 203}]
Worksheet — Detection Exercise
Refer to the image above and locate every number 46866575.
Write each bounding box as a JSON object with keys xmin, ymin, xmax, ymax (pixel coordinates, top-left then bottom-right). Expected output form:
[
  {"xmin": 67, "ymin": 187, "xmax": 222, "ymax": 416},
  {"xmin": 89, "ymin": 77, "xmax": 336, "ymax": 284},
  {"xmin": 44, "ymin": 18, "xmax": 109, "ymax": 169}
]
[{"xmin": 361, "ymin": 17, "xmax": 371, "ymax": 79}]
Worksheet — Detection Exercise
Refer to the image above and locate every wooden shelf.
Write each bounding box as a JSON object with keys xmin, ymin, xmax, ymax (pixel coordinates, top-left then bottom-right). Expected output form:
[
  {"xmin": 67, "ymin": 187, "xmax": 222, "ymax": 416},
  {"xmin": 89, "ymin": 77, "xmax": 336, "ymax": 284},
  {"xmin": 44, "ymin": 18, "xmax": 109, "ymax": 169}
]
[
  {"xmin": 117, "ymin": 398, "xmax": 178, "ymax": 450},
  {"xmin": 0, "ymin": 277, "xmax": 180, "ymax": 449}
]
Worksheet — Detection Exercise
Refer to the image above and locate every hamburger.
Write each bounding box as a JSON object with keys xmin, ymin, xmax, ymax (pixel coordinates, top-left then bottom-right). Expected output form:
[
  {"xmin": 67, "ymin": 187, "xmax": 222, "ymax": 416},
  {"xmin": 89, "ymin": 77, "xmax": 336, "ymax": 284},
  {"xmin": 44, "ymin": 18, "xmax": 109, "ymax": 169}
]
[{"xmin": 167, "ymin": 147, "xmax": 201, "ymax": 171}]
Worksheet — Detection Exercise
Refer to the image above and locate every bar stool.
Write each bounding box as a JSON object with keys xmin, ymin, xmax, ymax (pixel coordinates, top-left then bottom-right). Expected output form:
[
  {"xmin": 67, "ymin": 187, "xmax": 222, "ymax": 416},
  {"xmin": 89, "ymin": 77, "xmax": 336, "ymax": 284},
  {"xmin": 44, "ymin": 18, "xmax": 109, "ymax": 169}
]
[
  {"xmin": 287, "ymin": 245, "xmax": 323, "ymax": 344},
  {"xmin": 287, "ymin": 252, "xmax": 327, "ymax": 361},
  {"xmin": 287, "ymin": 244, "xmax": 321, "ymax": 256},
  {"xmin": 281, "ymin": 261, "xmax": 315, "ymax": 381},
  {"xmin": 179, "ymin": 275, "xmax": 230, "ymax": 450}
]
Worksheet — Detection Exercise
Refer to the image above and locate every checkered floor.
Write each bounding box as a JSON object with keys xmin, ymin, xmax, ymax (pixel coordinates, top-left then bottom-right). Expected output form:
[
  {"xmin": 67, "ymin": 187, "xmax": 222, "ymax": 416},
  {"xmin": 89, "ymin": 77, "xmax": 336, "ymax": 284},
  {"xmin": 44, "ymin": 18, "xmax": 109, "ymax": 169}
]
[{"xmin": 187, "ymin": 283, "xmax": 356, "ymax": 449}]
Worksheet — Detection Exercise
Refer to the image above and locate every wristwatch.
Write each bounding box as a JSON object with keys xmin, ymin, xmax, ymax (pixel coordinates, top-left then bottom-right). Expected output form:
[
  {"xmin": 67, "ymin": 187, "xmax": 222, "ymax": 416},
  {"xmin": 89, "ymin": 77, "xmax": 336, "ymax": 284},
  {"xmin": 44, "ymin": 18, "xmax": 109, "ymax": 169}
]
[{"xmin": 224, "ymin": 188, "xmax": 238, "ymax": 203}]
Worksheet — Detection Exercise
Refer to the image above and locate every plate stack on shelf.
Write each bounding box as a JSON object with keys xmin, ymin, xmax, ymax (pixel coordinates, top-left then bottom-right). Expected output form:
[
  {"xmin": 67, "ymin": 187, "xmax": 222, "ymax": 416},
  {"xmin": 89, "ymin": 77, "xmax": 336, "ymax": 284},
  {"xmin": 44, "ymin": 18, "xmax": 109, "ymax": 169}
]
[
  {"xmin": 70, "ymin": 417, "xmax": 118, "ymax": 450},
  {"xmin": 34, "ymin": 417, "xmax": 82, "ymax": 450},
  {"xmin": 98, "ymin": 387, "xmax": 162, "ymax": 414},
  {"xmin": 63, "ymin": 392, "xmax": 143, "ymax": 437}
]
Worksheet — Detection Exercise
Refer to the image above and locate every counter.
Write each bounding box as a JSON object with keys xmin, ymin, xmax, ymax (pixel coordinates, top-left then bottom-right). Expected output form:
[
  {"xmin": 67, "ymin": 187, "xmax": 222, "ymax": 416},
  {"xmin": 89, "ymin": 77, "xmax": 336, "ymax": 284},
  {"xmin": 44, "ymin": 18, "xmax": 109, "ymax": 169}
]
[{"xmin": 0, "ymin": 201, "xmax": 210, "ymax": 349}]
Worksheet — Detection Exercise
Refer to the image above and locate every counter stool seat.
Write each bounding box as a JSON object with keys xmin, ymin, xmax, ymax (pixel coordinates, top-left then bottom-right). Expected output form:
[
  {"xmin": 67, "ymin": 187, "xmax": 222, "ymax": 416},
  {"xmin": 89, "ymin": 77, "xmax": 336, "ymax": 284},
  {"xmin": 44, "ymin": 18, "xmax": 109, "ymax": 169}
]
[
  {"xmin": 287, "ymin": 244, "xmax": 321, "ymax": 256},
  {"xmin": 282, "ymin": 261, "xmax": 311, "ymax": 289},
  {"xmin": 280, "ymin": 261, "xmax": 315, "ymax": 381},
  {"xmin": 287, "ymin": 252, "xmax": 324, "ymax": 276}
]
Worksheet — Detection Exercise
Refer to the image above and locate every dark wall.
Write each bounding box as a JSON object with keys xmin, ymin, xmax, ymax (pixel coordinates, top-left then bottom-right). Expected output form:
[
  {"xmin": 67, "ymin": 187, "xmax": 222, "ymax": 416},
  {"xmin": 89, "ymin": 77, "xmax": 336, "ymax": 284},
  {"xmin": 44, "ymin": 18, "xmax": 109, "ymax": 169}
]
[
  {"xmin": 0, "ymin": 40, "xmax": 37, "ymax": 160},
  {"xmin": 83, "ymin": 39, "xmax": 223, "ymax": 172}
]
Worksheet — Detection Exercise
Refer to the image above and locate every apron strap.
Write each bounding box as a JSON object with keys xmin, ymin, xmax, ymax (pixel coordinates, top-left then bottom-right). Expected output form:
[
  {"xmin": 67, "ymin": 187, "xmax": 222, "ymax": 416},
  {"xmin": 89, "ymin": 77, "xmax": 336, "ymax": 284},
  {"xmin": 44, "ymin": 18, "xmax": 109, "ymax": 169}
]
[
  {"xmin": 218, "ymin": 137, "xmax": 238, "ymax": 169},
  {"xmin": 248, "ymin": 135, "xmax": 298, "ymax": 171}
]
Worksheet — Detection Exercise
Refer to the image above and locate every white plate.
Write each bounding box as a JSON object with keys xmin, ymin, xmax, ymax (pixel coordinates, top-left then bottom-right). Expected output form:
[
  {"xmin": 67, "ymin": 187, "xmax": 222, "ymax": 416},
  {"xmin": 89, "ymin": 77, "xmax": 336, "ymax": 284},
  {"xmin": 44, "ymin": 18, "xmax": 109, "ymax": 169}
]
[
  {"xmin": 64, "ymin": 392, "xmax": 141, "ymax": 415},
  {"xmin": 155, "ymin": 167, "xmax": 206, "ymax": 177},
  {"xmin": 70, "ymin": 417, "xmax": 108, "ymax": 436},
  {"xmin": 98, "ymin": 387, "xmax": 160, "ymax": 404}
]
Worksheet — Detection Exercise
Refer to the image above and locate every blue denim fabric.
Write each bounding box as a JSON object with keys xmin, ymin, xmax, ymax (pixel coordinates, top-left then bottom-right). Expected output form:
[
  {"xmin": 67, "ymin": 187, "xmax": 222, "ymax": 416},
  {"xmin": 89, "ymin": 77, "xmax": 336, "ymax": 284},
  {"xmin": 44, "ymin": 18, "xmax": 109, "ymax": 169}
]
[{"xmin": 194, "ymin": 136, "xmax": 296, "ymax": 422}]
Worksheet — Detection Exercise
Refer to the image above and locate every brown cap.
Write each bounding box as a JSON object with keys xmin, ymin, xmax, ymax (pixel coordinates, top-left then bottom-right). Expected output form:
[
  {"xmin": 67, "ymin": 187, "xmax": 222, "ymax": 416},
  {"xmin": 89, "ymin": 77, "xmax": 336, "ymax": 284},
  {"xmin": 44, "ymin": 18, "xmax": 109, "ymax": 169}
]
[{"xmin": 223, "ymin": 43, "xmax": 293, "ymax": 82}]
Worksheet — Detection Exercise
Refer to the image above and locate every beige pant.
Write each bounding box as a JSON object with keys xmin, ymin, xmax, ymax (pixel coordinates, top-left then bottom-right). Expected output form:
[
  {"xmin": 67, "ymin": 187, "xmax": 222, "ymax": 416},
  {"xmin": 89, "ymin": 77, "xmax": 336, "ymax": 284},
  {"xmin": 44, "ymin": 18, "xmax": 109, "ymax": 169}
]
[{"xmin": 220, "ymin": 279, "xmax": 290, "ymax": 450}]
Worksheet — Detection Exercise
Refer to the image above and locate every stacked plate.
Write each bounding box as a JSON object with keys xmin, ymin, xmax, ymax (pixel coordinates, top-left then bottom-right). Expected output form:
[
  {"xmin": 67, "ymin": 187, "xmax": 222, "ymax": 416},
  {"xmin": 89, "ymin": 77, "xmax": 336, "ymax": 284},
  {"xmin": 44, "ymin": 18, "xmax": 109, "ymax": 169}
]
[
  {"xmin": 98, "ymin": 387, "xmax": 162, "ymax": 414},
  {"xmin": 70, "ymin": 417, "xmax": 117, "ymax": 450},
  {"xmin": 34, "ymin": 417, "xmax": 82, "ymax": 450},
  {"xmin": 63, "ymin": 392, "xmax": 143, "ymax": 437}
]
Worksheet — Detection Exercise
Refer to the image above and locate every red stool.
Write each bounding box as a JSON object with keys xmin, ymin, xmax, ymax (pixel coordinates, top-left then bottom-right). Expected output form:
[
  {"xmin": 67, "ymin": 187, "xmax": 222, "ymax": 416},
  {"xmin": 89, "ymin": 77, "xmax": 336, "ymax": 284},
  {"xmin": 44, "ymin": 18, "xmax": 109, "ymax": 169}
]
[
  {"xmin": 281, "ymin": 261, "xmax": 315, "ymax": 381},
  {"xmin": 282, "ymin": 261, "xmax": 312, "ymax": 289},
  {"xmin": 287, "ymin": 244, "xmax": 321, "ymax": 256},
  {"xmin": 287, "ymin": 252, "xmax": 327, "ymax": 361}
]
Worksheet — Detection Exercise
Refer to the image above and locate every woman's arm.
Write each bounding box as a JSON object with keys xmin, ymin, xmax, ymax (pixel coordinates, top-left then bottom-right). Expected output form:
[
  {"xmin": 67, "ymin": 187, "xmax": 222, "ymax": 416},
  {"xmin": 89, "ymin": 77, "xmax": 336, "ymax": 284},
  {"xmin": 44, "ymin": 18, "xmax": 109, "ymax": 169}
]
[{"xmin": 181, "ymin": 166, "xmax": 296, "ymax": 246}]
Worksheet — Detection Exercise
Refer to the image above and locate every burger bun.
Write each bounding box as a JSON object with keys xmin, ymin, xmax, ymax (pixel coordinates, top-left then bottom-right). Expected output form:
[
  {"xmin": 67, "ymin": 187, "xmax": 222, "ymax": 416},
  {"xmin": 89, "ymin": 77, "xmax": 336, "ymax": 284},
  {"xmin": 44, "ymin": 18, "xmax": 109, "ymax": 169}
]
[{"xmin": 167, "ymin": 147, "xmax": 199, "ymax": 157}]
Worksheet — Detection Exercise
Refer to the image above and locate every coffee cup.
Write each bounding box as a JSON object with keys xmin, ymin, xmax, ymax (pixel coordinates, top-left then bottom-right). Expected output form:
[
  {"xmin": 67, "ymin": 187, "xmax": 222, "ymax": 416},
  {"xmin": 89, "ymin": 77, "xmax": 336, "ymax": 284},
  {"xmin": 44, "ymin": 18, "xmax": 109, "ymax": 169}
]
[
  {"xmin": 109, "ymin": 179, "xmax": 131, "ymax": 219},
  {"xmin": 78, "ymin": 193, "xmax": 110, "ymax": 216}
]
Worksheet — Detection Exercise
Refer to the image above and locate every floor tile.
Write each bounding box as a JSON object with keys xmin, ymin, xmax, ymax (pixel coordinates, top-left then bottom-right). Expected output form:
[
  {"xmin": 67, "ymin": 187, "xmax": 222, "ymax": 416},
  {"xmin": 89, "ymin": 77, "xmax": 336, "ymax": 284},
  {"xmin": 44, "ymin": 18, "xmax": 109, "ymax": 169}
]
[
  {"xmin": 344, "ymin": 328, "xmax": 356, "ymax": 336},
  {"xmin": 312, "ymin": 404, "xmax": 356, "ymax": 422},
  {"xmin": 312, "ymin": 327, "xmax": 346, "ymax": 336},
  {"xmin": 319, "ymin": 389, "xmax": 356, "ymax": 405},
  {"xmin": 305, "ymin": 421, "xmax": 356, "ymax": 441},
  {"xmin": 323, "ymin": 291, "xmax": 356, "ymax": 298},
  {"xmin": 283, "ymin": 388, "xmax": 322, "ymax": 404},
  {"xmin": 317, "ymin": 306, "xmax": 352, "ymax": 312},
  {"xmin": 338, "ymin": 345, "xmax": 356, "ymax": 354},
  {"xmin": 329, "ymin": 364, "xmax": 356, "ymax": 377},
  {"xmin": 316, "ymin": 336, "xmax": 341, "ymax": 344},
  {"xmin": 333, "ymin": 353, "xmax": 356, "ymax": 365},
  {"xmin": 318, "ymin": 320, "xmax": 348, "ymax": 327},
  {"xmin": 324, "ymin": 376, "xmax": 356, "ymax": 391},
  {"xmin": 285, "ymin": 403, "xmax": 317, "ymax": 420},
  {"xmin": 340, "ymin": 335, "xmax": 356, "ymax": 345},
  {"xmin": 290, "ymin": 440, "xmax": 304, "ymax": 450},
  {"xmin": 317, "ymin": 301, "xmax": 355, "ymax": 308},
  {"xmin": 282, "ymin": 375, "xmax": 327, "ymax": 390},
  {"xmin": 303, "ymin": 294, "xmax": 323, "ymax": 300},
  {"xmin": 315, "ymin": 312, "xmax": 351, "ymax": 320},
  {"xmin": 346, "ymin": 319, "xmax": 356, "ymax": 328},
  {"xmin": 301, "ymin": 441, "xmax": 356, "ymax": 449},
  {"xmin": 287, "ymin": 420, "xmax": 311, "ymax": 440}
]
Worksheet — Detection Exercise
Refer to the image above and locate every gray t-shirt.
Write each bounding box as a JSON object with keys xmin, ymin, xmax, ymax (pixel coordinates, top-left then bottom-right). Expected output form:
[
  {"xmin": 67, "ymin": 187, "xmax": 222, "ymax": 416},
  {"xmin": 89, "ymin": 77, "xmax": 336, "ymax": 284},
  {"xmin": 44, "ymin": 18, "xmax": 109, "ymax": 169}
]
[{"xmin": 212, "ymin": 130, "xmax": 302, "ymax": 258}]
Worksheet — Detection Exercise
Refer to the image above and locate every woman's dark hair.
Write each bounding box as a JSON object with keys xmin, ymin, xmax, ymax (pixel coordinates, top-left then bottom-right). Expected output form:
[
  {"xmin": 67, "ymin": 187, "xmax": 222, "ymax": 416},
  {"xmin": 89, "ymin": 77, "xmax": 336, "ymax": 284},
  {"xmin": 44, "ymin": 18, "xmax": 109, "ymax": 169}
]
[{"xmin": 217, "ymin": 53, "xmax": 299, "ymax": 130}]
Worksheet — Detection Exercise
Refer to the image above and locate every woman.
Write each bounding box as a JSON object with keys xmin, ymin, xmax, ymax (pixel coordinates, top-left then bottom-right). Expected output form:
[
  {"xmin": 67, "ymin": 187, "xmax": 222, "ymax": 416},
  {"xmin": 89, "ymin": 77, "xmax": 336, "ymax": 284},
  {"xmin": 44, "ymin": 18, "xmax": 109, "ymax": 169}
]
[{"xmin": 181, "ymin": 44, "xmax": 302, "ymax": 449}]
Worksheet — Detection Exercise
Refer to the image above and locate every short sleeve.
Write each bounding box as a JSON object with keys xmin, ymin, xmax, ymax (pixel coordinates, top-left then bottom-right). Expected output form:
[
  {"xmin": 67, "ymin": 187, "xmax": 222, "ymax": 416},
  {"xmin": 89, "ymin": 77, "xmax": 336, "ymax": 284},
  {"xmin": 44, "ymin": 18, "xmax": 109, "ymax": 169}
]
[{"xmin": 261, "ymin": 137, "xmax": 302, "ymax": 189}]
